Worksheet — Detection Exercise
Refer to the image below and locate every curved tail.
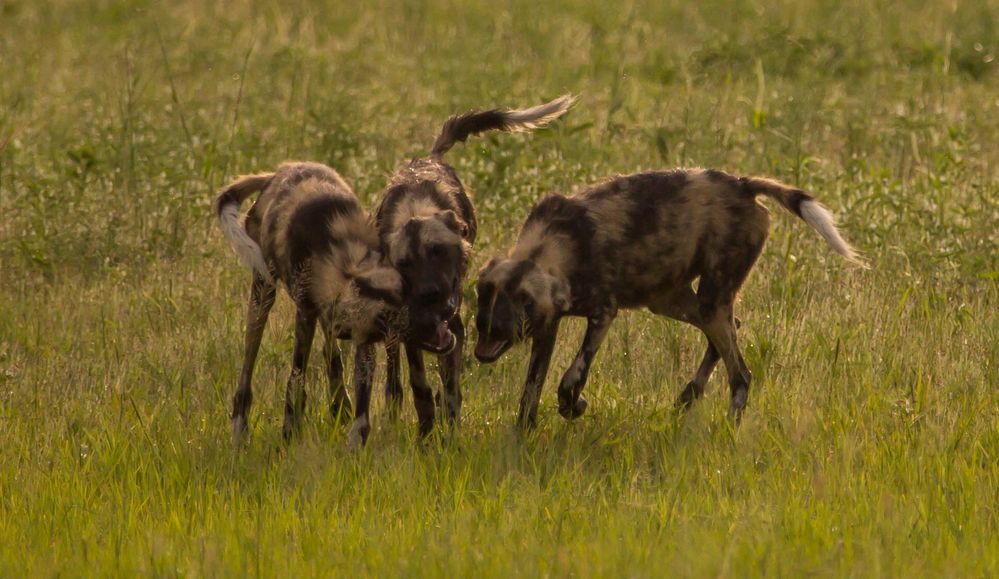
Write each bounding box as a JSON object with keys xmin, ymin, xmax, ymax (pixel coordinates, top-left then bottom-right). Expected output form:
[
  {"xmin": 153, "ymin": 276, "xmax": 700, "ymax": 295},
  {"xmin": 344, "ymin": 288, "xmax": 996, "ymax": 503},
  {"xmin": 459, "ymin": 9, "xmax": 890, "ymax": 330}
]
[
  {"xmin": 430, "ymin": 94, "xmax": 576, "ymax": 157},
  {"xmin": 742, "ymin": 176, "xmax": 867, "ymax": 267},
  {"xmin": 214, "ymin": 173, "xmax": 276, "ymax": 282}
]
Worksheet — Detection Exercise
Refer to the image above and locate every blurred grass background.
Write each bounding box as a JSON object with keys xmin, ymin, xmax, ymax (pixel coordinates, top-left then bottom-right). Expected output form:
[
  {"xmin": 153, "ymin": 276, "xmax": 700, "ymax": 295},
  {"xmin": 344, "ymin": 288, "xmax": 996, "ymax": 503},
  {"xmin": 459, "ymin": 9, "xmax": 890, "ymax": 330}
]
[{"xmin": 0, "ymin": 0, "xmax": 996, "ymax": 576}]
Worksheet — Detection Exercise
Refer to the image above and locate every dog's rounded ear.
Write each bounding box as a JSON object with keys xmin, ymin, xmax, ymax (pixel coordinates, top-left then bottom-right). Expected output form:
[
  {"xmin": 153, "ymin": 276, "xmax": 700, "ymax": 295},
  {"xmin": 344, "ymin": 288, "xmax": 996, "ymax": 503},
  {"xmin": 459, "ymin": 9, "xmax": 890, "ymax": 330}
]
[{"xmin": 438, "ymin": 210, "xmax": 469, "ymax": 238}]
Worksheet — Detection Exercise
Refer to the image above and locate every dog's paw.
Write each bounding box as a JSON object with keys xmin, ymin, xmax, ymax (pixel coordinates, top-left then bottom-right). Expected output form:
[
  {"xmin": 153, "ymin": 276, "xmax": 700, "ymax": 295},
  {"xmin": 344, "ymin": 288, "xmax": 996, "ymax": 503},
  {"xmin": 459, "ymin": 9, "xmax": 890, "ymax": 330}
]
[
  {"xmin": 558, "ymin": 396, "xmax": 588, "ymax": 420},
  {"xmin": 674, "ymin": 381, "xmax": 704, "ymax": 411},
  {"xmin": 728, "ymin": 387, "xmax": 748, "ymax": 424}
]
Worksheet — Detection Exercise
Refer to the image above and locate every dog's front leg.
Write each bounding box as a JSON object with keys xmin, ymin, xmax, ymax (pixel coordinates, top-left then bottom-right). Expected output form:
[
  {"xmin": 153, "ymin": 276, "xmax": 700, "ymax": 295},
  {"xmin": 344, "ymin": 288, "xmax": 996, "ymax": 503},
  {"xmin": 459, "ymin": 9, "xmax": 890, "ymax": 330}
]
[
  {"xmin": 405, "ymin": 342, "xmax": 436, "ymax": 438},
  {"xmin": 516, "ymin": 324, "xmax": 560, "ymax": 429},
  {"xmin": 557, "ymin": 307, "xmax": 616, "ymax": 420},
  {"xmin": 282, "ymin": 308, "xmax": 318, "ymax": 441},
  {"xmin": 436, "ymin": 312, "xmax": 465, "ymax": 425},
  {"xmin": 347, "ymin": 342, "xmax": 376, "ymax": 449}
]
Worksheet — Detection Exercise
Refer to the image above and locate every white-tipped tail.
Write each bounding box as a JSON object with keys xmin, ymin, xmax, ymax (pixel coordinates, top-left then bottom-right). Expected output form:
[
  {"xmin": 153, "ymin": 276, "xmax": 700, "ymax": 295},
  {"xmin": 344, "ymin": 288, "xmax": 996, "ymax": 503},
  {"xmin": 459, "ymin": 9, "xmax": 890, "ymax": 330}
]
[
  {"xmin": 430, "ymin": 94, "xmax": 577, "ymax": 156},
  {"xmin": 502, "ymin": 93, "xmax": 578, "ymax": 132},
  {"xmin": 219, "ymin": 204, "xmax": 273, "ymax": 283},
  {"xmin": 214, "ymin": 172, "xmax": 276, "ymax": 283},
  {"xmin": 799, "ymin": 200, "xmax": 867, "ymax": 267}
]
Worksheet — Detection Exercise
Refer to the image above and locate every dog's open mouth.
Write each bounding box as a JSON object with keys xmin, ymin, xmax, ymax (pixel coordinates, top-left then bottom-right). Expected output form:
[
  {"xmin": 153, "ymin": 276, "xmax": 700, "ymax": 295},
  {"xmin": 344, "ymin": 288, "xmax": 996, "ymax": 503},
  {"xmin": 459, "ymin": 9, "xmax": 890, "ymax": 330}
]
[
  {"xmin": 474, "ymin": 336, "xmax": 511, "ymax": 363},
  {"xmin": 420, "ymin": 320, "xmax": 456, "ymax": 354}
]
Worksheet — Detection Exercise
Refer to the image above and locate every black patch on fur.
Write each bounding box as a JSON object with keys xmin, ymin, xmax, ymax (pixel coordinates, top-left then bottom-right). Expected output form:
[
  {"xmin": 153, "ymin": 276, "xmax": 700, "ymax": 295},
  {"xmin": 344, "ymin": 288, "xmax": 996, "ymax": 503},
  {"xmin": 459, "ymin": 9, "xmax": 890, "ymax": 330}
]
[
  {"xmin": 215, "ymin": 190, "xmax": 238, "ymax": 217},
  {"xmin": 622, "ymin": 171, "xmax": 689, "ymax": 241},
  {"xmin": 505, "ymin": 260, "xmax": 538, "ymax": 291},
  {"xmin": 286, "ymin": 195, "xmax": 361, "ymax": 268},
  {"xmin": 786, "ymin": 190, "xmax": 813, "ymax": 217}
]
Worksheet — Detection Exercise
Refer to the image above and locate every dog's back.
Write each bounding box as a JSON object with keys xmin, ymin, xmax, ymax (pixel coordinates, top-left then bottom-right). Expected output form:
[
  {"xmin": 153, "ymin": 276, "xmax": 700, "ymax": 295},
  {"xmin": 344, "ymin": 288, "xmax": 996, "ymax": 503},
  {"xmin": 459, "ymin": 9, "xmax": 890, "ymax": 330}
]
[
  {"xmin": 513, "ymin": 168, "xmax": 856, "ymax": 309},
  {"xmin": 577, "ymin": 170, "xmax": 770, "ymax": 306}
]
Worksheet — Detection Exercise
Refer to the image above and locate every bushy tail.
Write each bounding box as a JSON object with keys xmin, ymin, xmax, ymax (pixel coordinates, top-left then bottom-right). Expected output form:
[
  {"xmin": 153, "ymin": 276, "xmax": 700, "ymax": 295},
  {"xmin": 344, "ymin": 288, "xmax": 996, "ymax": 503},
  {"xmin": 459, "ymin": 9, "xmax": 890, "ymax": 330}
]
[
  {"xmin": 214, "ymin": 173, "xmax": 276, "ymax": 282},
  {"xmin": 742, "ymin": 176, "xmax": 867, "ymax": 267},
  {"xmin": 430, "ymin": 94, "xmax": 576, "ymax": 157}
]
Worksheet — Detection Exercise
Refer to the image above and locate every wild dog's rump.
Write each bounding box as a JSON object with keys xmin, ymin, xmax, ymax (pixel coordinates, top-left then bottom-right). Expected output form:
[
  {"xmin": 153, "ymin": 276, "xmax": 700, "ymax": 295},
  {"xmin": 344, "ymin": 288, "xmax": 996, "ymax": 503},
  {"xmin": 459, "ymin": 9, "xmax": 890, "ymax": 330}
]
[{"xmin": 740, "ymin": 176, "xmax": 864, "ymax": 265}]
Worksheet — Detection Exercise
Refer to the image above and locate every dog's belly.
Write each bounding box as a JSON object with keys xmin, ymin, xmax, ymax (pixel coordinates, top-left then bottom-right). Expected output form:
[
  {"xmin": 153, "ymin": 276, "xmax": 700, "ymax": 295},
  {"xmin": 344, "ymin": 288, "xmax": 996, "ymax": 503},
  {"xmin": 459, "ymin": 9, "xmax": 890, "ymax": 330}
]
[{"xmin": 606, "ymin": 236, "xmax": 699, "ymax": 307}]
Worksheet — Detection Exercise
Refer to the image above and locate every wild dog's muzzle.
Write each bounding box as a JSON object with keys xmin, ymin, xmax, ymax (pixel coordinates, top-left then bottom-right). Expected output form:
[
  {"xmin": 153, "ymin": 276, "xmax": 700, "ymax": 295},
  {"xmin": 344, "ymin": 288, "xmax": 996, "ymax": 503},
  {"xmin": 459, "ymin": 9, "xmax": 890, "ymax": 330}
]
[
  {"xmin": 413, "ymin": 287, "xmax": 459, "ymax": 354},
  {"xmin": 474, "ymin": 335, "xmax": 511, "ymax": 363},
  {"xmin": 420, "ymin": 318, "xmax": 457, "ymax": 354}
]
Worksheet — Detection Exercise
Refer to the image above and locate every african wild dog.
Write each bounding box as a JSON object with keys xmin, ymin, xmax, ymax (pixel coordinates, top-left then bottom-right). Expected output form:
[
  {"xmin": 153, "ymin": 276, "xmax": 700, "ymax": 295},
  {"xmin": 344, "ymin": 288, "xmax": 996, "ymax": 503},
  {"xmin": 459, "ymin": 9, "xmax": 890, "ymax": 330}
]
[
  {"xmin": 215, "ymin": 162, "xmax": 405, "ymax": 448},
  {"xmin": 474, "ymin": 169, "xmax": 864, "ymax": 427},
  {"xmin": 373, "ymin": 94, "xmax": 575, "ymax": 436}
]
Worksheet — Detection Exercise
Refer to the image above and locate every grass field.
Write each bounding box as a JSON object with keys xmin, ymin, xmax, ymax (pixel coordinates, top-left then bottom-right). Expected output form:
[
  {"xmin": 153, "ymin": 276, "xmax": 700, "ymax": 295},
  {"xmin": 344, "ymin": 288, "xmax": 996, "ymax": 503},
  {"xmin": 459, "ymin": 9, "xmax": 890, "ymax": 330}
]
[{"xmin": 1, "ymin": 0, "xmax": 997, "ymax": 576}]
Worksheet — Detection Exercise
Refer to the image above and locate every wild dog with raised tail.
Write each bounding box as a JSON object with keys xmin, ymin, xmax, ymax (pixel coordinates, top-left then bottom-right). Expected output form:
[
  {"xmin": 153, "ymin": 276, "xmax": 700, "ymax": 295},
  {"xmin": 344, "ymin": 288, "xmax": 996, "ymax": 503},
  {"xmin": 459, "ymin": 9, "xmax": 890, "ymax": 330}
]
[
  {"xmin": 373, "ymin": 94, "xmax": 575, "ymax": 436},
  {"xmin": 215, "ymin": 162, "xmax": 405, "ymax": 448},
  {"xmin": 474, "ymin": 169, "xmax": 865, "ymax": 428}
]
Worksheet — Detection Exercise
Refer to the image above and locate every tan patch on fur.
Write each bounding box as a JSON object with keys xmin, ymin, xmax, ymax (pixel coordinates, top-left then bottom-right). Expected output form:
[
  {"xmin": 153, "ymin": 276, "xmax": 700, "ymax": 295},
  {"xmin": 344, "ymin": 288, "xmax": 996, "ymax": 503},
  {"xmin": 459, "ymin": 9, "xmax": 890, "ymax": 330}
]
[
  {"xmin": 520, "ymin": 268, "xmax": 568, "ymax": 320},
  {"xmin": 582, "ymin": 191, "xmax": 633, "ymax": 245},
  {"xmin": 509, "ymin": 222, "xmax": 573, "ymax": 278},
  {"xmin": 389, "ymin": 196, "xmax": 443, "ymax": 233},
  {"xmin": 418, "ymin": 216, "xmax": 463, "ymax": 248},
  {"xmin": 387, "ymin": 216, "xmax": 465, "ymax": 265}
]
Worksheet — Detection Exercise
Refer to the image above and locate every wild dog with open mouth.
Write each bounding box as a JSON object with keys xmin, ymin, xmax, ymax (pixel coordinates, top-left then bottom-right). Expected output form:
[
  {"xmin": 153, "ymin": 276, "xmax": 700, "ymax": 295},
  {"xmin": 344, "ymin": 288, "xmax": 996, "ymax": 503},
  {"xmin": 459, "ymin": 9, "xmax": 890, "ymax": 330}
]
[
  {"xmin": 474, "ymin": 169, "xmax": 865, "ymax": 427},
  {"xmin": 215, "ymin": 162, "xmax": 405, "ymax": 448},
  {"xmin": 373, "ymin": 94, "xmax": 575, "ymax": 436}
]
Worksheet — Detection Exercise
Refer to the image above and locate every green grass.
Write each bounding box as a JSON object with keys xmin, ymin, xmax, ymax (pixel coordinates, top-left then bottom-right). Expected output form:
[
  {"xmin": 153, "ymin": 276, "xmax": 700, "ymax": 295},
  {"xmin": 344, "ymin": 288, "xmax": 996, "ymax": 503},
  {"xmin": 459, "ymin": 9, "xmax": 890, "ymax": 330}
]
[{"xmin": 1, "ymin": 0, "xmax": 997, "ymax": 575}]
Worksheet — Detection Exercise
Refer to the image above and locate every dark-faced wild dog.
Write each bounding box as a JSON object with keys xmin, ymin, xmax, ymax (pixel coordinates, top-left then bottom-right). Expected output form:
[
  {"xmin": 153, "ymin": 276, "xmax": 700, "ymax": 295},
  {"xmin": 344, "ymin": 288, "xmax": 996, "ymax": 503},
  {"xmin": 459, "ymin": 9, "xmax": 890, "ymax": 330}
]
[
  {"xmin": 373, "ymin": 94, "xmax": 575, "ymax": 436},
  {"xmin": 215, "ymin": 162, "xmax": 405, "ymax": 448},
  {"xmin": 474, "ymin": 169, "xmax": 864, "ymax": 428}
]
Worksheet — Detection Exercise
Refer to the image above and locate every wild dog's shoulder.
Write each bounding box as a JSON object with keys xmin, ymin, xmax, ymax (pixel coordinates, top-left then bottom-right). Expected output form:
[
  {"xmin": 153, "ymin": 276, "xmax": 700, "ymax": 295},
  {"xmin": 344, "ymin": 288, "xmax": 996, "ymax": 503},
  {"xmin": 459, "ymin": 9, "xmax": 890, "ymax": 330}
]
[
  {"xmin": 375, "ymin": 158, "xmax": 469, "ymax": 240},
  {"xmin": 525, "ymin": 194, "xmax": 591, "ymax": 227},
  {"xmin": 517, "ymin": 194, "xmax": 597, "ymax": 265}
]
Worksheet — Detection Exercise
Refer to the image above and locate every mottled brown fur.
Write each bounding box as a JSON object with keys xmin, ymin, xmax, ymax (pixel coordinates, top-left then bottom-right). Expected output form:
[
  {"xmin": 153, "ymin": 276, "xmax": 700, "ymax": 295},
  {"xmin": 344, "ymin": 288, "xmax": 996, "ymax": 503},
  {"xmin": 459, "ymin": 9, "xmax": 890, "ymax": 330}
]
[
  {"xmin": 215, "ymin": 162, "xmax": 404, "ymax": 448},
  {"xmin": 475, "ymin": 168, "xmax": 862, "ymax": 427},
  {"xmin": 372, "ymin": 95, "xmax": 575, "ymax": 436}
]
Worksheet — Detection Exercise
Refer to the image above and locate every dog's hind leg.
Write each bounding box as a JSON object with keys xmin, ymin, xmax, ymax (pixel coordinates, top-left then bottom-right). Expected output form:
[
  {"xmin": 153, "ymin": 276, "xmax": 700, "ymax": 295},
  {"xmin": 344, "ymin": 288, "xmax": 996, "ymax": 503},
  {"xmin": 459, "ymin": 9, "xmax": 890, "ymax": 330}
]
[
  {"xmin": 319, "ymin": 312, "xmax": 350, "ymax": 423},
  {"xmin": 436, "ymin": 312, "xmax": 465, "ymax": 425},
  {"xmin": 649, "ymin": 286, "xmax": 715, "ymax": 409},
  {"xmin": 232, "ymin": 273, "xmax": 276, "ymax": 445},
  {"xmin": 384, "ymin": 341, "xmax": 404, "ymax": 419},
  {"xmin": 405, "ymin": 343, "xmax": 436, "ymax": 437},
  {"xmin": 649, "ymin": 286, "xmax": 745, "ymax": 411},
  {"xmin": 282, "ymin": 308, "xmax": 318, "ymax": 440},
  {"xmin": 695, "ymin": 258, "xmax": 759, "ymax": 421},
  {"xmin": 557, "ymin": 306, "xmax": 616, "ymax": 420}
]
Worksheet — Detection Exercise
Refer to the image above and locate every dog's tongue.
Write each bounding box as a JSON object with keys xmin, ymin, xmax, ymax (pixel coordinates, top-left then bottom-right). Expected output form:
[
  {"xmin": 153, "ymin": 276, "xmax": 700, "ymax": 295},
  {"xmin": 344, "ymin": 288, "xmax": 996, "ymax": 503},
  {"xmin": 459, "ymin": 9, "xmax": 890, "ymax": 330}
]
[{"xmin": 434, "ymin": 321, "xmax": 452, "ymax": 348}]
